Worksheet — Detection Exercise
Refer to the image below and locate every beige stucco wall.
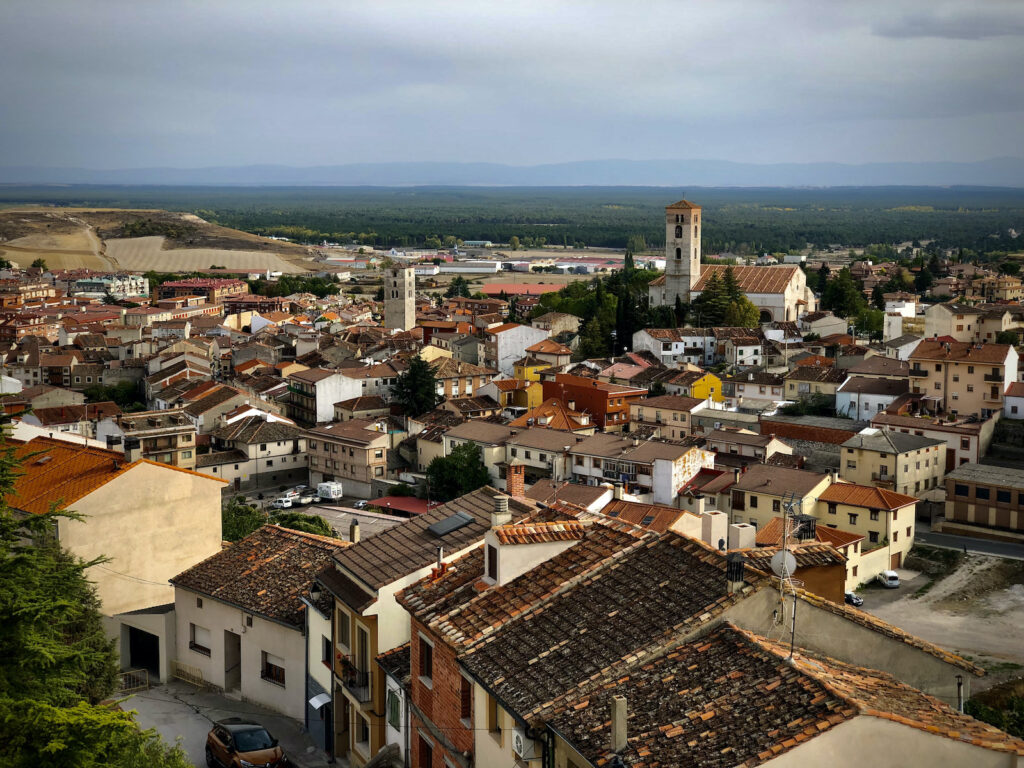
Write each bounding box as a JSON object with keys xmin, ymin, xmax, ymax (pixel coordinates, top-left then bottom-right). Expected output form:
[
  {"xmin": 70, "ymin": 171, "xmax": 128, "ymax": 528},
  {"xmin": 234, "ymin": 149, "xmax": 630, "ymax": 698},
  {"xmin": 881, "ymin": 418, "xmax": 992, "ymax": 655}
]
[
  {"xmin": 58, "ymin": 462, "xmax": 224, "ymax": 616},
  {"xmin": 766, "ymin": 713, "xmax": 1022, "ymax": 768},
  {"xmin": 725, "ymin": 588, "xmax": 975, "ymax": 707},
  {"xmin": 840, "ymin": 443, "xmax": 945, "ymax": 496},
  {"xmin": 175, "ymin": 587, "xmax": 307, "ymax": 720}
]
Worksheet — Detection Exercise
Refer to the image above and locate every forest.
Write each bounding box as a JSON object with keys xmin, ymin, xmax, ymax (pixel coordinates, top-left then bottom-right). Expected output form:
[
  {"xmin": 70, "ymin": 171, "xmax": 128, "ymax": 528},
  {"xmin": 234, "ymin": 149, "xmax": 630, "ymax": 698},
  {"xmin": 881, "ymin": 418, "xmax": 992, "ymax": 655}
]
[{"xmin": 2, "ymin": 185, "xmax": 1024, "ymax": 255}]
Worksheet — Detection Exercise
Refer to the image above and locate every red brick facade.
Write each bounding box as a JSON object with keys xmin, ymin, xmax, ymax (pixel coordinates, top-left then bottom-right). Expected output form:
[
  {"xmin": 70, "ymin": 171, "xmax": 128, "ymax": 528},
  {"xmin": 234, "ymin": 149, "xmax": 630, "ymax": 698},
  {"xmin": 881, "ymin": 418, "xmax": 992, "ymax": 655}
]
[
  {"xmin": 542, "ymin": 373, "xmax": 646, "ymax": 431},
  {"xmin": 506, "ymin": 462, "xmax": 525, "ymax": 498},
  {"xmin": 409, "ymin": 618, "xmax": 474, "ymax": 768}
]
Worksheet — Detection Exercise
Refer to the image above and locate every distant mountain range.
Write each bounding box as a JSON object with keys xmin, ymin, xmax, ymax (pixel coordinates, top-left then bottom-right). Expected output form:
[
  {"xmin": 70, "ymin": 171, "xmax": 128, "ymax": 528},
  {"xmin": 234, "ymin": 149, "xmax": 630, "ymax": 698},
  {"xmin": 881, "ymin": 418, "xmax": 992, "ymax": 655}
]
[{"xmin": 3, "ymin": 158, "xmax": 1024, "ymax": 187}]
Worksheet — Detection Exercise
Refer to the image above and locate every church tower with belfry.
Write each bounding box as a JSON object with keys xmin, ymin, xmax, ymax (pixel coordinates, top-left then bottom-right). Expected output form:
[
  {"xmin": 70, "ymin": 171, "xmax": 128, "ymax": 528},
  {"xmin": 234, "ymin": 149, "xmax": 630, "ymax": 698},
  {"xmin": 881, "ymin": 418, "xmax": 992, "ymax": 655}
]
[{"xmin": 649, "ymin": 199, "xmax": 701, "ymax": 307}]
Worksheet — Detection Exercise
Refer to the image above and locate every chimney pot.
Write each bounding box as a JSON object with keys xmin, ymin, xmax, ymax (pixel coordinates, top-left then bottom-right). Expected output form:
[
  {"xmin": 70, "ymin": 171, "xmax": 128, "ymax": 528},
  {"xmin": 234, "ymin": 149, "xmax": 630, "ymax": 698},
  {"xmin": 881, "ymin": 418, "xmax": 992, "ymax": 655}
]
[
  {"xmin": 349, "ymin": 519, "xmax": 360, "ymax": 544},
  {"xmin": 491, "ymin": 495, "xmax": 512, "ymax": 528},
  {"xmin": 610, "ymin": 695, "xmax": 627, "ymax": 754}
]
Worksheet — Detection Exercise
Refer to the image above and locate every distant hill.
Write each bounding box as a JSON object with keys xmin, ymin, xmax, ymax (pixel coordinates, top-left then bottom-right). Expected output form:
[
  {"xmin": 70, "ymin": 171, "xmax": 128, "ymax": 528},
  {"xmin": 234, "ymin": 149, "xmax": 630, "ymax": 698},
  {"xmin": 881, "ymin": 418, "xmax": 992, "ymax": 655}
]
[{"xmin": 3, "ymin": 158, "xmax": 1024, "ymax": 188}]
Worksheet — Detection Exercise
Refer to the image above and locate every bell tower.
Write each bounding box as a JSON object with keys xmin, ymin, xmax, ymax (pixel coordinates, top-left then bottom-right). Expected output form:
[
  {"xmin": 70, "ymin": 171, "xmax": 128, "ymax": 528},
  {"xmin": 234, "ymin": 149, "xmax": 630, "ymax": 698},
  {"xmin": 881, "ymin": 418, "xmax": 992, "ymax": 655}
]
[{"xmin": 663, "ymin": 199, "xmax": 702, "ymax": 305}]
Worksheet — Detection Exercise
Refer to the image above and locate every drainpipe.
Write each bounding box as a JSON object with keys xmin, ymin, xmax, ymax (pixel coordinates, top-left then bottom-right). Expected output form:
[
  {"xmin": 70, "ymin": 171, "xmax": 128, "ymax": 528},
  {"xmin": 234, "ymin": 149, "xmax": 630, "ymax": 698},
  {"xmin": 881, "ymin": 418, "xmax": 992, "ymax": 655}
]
[{"xmin": 956, "ymin": 674, "xmax": 964, "ymax": 713}]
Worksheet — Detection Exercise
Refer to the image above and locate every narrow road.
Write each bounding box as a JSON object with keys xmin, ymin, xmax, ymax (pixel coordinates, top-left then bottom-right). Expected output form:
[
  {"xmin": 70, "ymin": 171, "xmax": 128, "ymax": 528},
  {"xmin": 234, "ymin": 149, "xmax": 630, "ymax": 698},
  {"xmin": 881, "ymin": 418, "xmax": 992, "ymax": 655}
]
[{"xmin": 916, "ymin": 530, "xmax": 1024, "ymax": 561}]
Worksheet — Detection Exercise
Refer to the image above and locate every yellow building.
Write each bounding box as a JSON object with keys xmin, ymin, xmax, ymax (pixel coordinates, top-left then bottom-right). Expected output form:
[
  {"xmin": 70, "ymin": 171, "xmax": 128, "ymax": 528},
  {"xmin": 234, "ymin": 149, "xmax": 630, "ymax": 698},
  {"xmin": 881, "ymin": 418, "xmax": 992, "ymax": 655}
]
[
  {"xmin": 667, "ymin": 369, "xmax": 724, "ymax": 403},
  {"xmin": 840, "ymin": 428, "xmax": 946, "ymax": 498},
  {"xmin": 513, "ymin": 356, "xmax": 549, "ymax": 382},
  {"xmin": 817, "ymin": 482, "xmax": 918, "ymax": 571},
  {"xmin": 488, "ymin": 378, "xmax": 543, "ymax": 410}
]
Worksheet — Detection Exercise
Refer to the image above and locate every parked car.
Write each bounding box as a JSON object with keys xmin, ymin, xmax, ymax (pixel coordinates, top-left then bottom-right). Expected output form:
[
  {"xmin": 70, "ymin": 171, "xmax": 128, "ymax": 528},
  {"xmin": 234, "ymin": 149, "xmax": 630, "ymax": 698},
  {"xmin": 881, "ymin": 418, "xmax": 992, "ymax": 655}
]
[
  {"xmin": 270, "ymin": 497, "xmax": 293, "ymax": 510},
  {"xmin": 876, "ymin": 570, "xmax": 901, "ymax": 589},
  {"xmin": 352, "ymin": 500, "xmax": 368, "ymax": 509},
  {"xmin": 297, "ymin": 492, "xmax": 316, "ymax": 506},
  {"xmin": 206, "ymin": 718, "xmax": 287, "ymax": 768},
  {"xmin": 844, "ymin": 591, "xmax": 864, "ymax": 607}
]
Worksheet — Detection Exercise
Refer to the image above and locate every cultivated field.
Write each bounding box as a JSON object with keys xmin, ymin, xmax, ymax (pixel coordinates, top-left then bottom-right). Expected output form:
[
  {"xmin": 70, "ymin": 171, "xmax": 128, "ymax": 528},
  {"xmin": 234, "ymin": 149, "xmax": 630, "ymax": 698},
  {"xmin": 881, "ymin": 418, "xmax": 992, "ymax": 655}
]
[
  {"xmin": 106, "ymin": 236, "xmax": 307, "ymax": 274},
  {"xmin": 0, "ymin": 207, "xmax": 316, "ymax": 274}
]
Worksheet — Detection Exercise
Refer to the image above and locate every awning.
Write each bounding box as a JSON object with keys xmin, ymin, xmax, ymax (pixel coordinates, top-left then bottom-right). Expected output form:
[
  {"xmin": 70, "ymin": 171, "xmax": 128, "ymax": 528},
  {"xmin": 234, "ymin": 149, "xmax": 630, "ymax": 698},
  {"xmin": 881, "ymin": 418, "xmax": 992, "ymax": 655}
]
[{"xmin": 309, "ymin": 692, "xmax": 332, "ymax": 710}]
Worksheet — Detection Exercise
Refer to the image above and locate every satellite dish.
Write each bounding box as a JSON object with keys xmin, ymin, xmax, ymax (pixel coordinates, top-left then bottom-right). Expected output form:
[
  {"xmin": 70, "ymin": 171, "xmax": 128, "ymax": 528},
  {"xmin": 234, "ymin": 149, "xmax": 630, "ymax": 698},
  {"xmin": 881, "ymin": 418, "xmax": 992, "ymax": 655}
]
[{"xmin": 770, "ymin": 550, "xmax": 797, "ymax": 579}]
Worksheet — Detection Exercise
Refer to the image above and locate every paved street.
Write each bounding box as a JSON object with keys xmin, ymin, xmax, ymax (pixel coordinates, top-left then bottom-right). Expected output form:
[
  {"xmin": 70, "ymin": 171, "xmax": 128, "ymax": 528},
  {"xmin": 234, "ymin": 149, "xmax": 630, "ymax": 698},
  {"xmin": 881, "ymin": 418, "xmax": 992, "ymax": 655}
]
[
  {"xmin": 916, "ymin": 529, "xmax": 1024, "ymax": 561},
  {"xmin": 120, "ymin": 681, "xmax": 331, "ymax": 768}
]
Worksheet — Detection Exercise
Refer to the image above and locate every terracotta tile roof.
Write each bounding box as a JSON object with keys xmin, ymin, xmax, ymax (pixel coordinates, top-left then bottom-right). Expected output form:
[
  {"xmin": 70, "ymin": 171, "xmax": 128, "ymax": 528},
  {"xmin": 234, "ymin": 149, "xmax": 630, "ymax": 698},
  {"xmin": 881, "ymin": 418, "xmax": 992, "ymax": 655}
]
[
  {"xmin": 171, "ymin": 525, "xmax": 348, "ymax": 628},
  {"xmin": 492, "ymin": 378, "xmax": 532, "ymax": 391},
  {"xmin": 375, "ymin": 642, "xmax": 412, "ymax": 687},
  {"xmin": 509, "ymin": 398, "xmax": 591, "ymax": 431},
  {"xmin": 784, "ymin": 365, "xmax": 847, "ymax": 383},
  {"xmin": 910, "ymin": 339, "xmax": 1012, "ymax": 364},
  {"xmin": 599, "ymin": 498, "xmax": 692, "ymax": 533},
  {"xmin": 1005, "ymin": 381, "xmax": 1024, "ymax": 398},
  {"xmin": 818, "ymin": 482, "xmax": 919, "ymax": 510},
  {"xmin": 448, "ymin": 532, "xmax": 765, "ymax": 719},
  {"xmin": 732, "ymin": 464, "xmax": 829, "ymax": 497},
  {"xmin": 525, "ymin": 338, "xmax": 572, "ymax": 355},
  {"xmin": 755, "ymin": 516, "xmax": 864, "ymax": 548},
  {"xmin": 522, "ymin": 480, "xmax": 608, "ymax": 509},
  {"xmin": 666, "ymin": 198, "xmax": 701, "ymax": 209},
  {"xmin": 741, "ymin": 542, "xmax": 847, "ymax": 569},
  {"xmin": 28, "ymin": 401, "xmax": 121, "ymax": 425},
  {"xmin": 837, "ymin": 377, "xmax": 909, "ymax": 397},
  {"xmin": 633, "ymin": 394, "xmax": 704, "ymax": 411},
  {"xmin": 752, "ymin": 631, "xmax": 1022, "ymax": 755},
  {"xmin": 333, "ymin": 486, "xmax": 539, "ymax": 592},
  {"xmin": 544, "ymin": 623, "xmax": 855, "ymax": 768},
  {"xmin": 693, "ymin": 265, "xmax": 801, "ymax": 294},
  {"xmin": 334, "ymin": 395, "xmax": 388, "ymax": 411},
  {"xmin": 494, "ymin": 520, "xmax": 588, "ymax": 545}
]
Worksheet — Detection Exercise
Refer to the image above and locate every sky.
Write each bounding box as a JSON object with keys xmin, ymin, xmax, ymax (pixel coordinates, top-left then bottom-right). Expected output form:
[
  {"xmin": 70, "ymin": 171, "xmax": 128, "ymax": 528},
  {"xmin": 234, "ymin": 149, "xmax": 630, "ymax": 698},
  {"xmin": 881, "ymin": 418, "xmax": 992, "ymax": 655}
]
[{"xmin": 2, "ymin": 0, "xmax": 1023, "ymax": 169}]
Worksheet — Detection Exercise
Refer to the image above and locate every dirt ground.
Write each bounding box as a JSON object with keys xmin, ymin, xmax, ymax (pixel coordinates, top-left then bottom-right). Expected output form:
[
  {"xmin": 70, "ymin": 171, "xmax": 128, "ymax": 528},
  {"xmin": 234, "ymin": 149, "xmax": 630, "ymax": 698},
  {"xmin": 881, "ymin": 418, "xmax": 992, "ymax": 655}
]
[
  {"xmin": 106, "ymin": 236, "xmax": 308, "ymax": 274},
  {"xmin": 0, "ymin": 207, "xmax": 315, "ymax": 273},
  {"xmin": 865, "ymin": 553, "xmax": 1024, "ymax": 689}
]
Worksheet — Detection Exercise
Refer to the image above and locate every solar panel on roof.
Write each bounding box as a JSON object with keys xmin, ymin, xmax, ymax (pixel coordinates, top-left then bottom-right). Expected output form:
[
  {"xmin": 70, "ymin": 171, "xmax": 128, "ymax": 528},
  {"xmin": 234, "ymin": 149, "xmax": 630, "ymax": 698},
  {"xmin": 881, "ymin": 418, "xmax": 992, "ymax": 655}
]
[{"xmin": 427, "ymin": 510, "xmax": 474, "ymax": 537}]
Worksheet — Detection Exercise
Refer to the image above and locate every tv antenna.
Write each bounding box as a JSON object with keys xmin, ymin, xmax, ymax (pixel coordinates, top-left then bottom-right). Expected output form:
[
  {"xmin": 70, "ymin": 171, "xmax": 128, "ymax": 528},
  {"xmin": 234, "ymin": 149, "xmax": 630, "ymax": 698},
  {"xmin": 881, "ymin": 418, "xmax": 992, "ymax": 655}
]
[{"xmin": 771, "ymin": 490, "xmax": 806, "ymax": 659}]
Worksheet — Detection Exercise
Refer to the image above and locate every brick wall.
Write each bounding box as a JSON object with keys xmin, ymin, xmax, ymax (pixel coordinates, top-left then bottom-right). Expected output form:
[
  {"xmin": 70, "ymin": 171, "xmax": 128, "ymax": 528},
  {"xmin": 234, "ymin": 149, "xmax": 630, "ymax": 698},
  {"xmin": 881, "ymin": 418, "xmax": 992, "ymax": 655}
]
[
  {"xmin": 409, "ymin": 618, "xmax": 474, "ymax": 766},
  {"xmin": 506, "ymin": 463, "xmax": 525, "ymax": 498}
]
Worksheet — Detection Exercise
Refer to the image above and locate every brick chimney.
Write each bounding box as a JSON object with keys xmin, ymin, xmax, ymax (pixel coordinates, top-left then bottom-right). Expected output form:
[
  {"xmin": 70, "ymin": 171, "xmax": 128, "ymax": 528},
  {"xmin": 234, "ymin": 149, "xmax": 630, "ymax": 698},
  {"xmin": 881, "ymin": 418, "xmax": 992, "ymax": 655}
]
[{"xmin": 506, "ymin": 461, "xmax": 525, "ymax": 498}]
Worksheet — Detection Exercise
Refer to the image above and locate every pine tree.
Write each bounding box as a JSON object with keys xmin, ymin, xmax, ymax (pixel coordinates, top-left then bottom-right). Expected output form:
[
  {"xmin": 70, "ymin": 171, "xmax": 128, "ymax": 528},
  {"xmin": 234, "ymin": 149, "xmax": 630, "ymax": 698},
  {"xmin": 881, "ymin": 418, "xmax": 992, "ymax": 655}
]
[
  {"xmin": 391, "ymin": 356, "xmax": 440, "ymax": 418},
  {"xmin": 425, "ymin": 442, "xmax": 492, "ymax": 502}
]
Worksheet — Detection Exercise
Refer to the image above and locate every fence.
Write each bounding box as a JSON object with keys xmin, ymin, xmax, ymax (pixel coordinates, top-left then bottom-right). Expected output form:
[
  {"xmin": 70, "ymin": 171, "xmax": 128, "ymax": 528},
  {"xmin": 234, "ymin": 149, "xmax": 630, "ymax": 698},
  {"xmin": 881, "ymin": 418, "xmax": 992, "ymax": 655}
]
[
  {"xmin": 117, "ymin": 669, "xmax": 150, "ymax": 695},
  {"xmin": 171, "ymin": 659, "xmax": 205, "ymax": 688}
]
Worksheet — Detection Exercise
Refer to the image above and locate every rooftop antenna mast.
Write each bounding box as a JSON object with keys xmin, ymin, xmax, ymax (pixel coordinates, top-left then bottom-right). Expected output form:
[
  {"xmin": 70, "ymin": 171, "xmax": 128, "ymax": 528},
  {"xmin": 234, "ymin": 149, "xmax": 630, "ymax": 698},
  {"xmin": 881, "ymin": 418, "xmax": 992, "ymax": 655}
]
[{"xmin": 770, "ymin": 490, "xmax": 804, "ymax": 660}]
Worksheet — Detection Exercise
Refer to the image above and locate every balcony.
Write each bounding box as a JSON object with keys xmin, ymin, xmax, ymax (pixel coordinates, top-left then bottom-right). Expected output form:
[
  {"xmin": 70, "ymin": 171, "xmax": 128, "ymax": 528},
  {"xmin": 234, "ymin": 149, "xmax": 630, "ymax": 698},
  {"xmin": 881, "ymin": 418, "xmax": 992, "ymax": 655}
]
[
  {"xmin": 336, "ymin": 654, "xmax": 372, "ymax": 702},
  {"xmin": 909, "ymin": 368, "xmax": 928, "ymax": 378},
  {"xmin": 983, "ymin": 373, "xmax": 1003, "ymax": 382},
  {"xmin": 871, "ymin": 472, "xmax": 895, "ymax": 488}
]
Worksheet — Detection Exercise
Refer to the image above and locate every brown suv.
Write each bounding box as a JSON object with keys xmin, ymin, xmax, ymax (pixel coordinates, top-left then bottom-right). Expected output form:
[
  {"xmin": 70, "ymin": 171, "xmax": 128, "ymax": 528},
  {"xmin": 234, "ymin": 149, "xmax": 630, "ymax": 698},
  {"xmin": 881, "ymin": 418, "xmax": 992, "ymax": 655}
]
[{"xmin": 205, "ymin": 718, "xmax": 288, "ymax": 768}]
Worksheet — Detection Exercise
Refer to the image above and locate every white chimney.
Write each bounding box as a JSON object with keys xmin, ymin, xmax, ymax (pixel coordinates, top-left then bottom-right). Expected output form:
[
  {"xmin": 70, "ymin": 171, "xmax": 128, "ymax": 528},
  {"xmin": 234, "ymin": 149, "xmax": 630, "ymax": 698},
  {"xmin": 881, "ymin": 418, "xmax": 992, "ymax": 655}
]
[
  {"xmin": 610, "ymin": 695, "xmax": 627, "ymax": 753},
  {"xmin": 728, "ymin": 523, "xmax": 756, "ymax": 550},
  {"xmin": 349, "ymin": 519, "xmax": 360, "ymax": 544}
]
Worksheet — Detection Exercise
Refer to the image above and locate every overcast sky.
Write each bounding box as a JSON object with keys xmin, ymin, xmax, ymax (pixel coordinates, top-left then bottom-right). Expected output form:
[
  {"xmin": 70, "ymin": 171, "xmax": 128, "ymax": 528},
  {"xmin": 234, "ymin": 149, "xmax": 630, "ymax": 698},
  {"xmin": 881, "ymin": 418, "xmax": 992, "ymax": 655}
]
[{"xmin": 2, "ymin": 0, "xmax": 1023, "ymax": 169}]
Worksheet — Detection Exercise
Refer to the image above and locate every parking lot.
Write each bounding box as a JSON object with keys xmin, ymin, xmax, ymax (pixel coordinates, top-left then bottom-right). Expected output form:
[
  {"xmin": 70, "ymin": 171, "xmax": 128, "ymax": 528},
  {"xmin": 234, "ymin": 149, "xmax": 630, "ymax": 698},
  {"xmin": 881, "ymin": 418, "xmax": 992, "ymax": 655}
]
[{"xmin": 121, "ymin": 681, "xmax": 330, "ymax": 768}]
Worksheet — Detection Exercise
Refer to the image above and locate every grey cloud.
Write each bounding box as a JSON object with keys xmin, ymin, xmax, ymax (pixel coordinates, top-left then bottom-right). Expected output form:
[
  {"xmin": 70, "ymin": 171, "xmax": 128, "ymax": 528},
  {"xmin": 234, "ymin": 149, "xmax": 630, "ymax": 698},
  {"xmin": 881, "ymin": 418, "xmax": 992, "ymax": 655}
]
[{"xmin": 874, "ymin": 10, "xmax": 1024, "ymax": 39}]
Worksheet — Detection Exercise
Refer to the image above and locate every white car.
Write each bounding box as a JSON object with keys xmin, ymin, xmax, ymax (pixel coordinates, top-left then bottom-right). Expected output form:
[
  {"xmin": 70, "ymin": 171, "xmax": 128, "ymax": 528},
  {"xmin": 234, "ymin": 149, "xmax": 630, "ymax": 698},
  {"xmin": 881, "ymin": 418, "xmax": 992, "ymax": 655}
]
[
  {"xmin": 297, "ymin": 493, "xmax": 316, "ymax": 506},
  {"xmin": 876, "ymin": 570, "xmax": 900, "ymax": 589},
  {"xmin": 271, "ymin": 498, "xmax": 293, "ymax": 510},
  {"xmin": 352, "ymin": 500, "xmax": 368, "ymax": 509}
]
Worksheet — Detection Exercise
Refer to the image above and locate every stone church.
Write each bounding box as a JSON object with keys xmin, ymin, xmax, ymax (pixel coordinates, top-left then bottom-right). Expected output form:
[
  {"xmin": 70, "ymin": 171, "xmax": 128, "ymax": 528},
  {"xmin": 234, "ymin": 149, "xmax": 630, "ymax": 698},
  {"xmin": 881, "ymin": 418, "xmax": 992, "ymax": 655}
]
[{"xmin": 648, "ymin": 199, "xmax": 816, "ymax": 322}]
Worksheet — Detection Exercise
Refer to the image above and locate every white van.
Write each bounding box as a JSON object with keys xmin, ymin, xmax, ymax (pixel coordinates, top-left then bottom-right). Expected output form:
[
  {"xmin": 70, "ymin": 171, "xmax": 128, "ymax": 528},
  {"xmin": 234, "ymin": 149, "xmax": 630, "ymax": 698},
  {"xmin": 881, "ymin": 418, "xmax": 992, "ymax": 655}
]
[
  {"xmin": 317, "ymin": 481, "xmax": 344, "ymax": 502},
  {"xmin": 876, "ymin": 570, "xmax": 900, "ymax": 589}
]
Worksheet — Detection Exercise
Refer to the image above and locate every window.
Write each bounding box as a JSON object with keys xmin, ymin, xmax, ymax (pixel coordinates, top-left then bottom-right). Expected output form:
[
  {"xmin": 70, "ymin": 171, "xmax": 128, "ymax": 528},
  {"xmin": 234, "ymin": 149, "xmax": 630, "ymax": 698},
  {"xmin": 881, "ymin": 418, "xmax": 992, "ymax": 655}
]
[
  {"xmin": 827, "ymin": 502, "xmax": 837, "ymax": 515},
  {"xmin": 189, "ymin": 623, "xmax": 211, "ymax": 656},
  {"xmin": 749, "ymin": 495, "xmax": 758, "ymax": 509},
  {"xmin": 487, "ymin": 693, "xmax": 502, "ymax": 740},
  {"xmin": 260, "ymin": 443, "xmax": 267, "ymax": 451},
  {"xmin": 486, "ymin": 544, "xmax": 498, "ymax": 581},
  {"xmin": 266, "ymin": 459, "xmax": 273, "ymax": 467},
  {"xmin": 848, "ymin": 513, "xmax": 858, "ymax": 525},
  {"xmin": 374, "ymin": 449, "xmax": 383, "ymax": 459},
  {"xmin": 196, "ymin": 597, "xmax": 203, "ymax": 608},
  {"xmin": 388, "ymin": 689, "xmax": 401, "ymax": 730},
  {"xmin": 419, "ymin": 635, "xmax": 433, "ymax": 683},
  {"xmin": 961, "ymin": 438, "xmax": 970, "ymax": 450},
  {"xmin": 847, "ymin": 461, "xmax": 856, "ymax": 469},
  {"xmin": 418, "ymin": 735, "xmax": 433, "ymax": 766},
  {"xmin": 852, "ymin": 565, "xmax": 858, "ymax": 577},
  {"xmin": 246, "ymin": 615, "xmax": 253, "ymax": 628},
  {"xmin": 954, "ymin": 484, "xmax": 969, "ymax": 497},
  {"xmin": 772, "ymin": 499, "xmax": 781, "ymax": 513},
  {"xmin": 976, "ymin": 486, "xmax": 990, "ymax": 500},
  {"xmin": 893, "ymin": 531, "xmax": 899, "ymax": 542},
  {"xmin": 870, "ymin": 511, "xmax": 879, "ymax": 521},
  {"xmin": 998, "ymin": 489, "xmax": 1011, "ymax": 504},
  {"xmin": 460, "ymin": 676, "xmax": 473, "ymax": 722},
  {"xmin": 575, "ymin": 455, "xmax": 583, "ymax": 466},
  {"xmin": 261, "ymin": 651, "xmax": 286, "ymax": 686},
  {"xmin": 869, "ymin": 531, "xmax": 879, "ymax": 544},
  {"xmin": 322, "ymin": 636, "xmax": 331, "ymax": 667},
  {"xmin": 182, "ymin": 450, "xmax": 193, "ymax": 458}
]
